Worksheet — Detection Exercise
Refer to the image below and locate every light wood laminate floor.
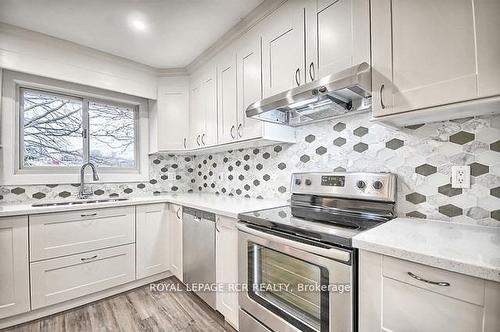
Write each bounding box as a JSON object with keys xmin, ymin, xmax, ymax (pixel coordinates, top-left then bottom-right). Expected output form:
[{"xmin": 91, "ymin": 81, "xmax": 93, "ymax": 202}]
[{"xmin": 4, "ymin": 277, "xmax": 234, "ymax": 332}]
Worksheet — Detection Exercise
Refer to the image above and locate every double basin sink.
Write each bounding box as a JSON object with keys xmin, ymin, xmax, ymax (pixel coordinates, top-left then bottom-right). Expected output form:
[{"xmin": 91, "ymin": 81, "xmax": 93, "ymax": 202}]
[{"xmin": 31, "ymin": 198, "xmax": 128, "ymax": 207}]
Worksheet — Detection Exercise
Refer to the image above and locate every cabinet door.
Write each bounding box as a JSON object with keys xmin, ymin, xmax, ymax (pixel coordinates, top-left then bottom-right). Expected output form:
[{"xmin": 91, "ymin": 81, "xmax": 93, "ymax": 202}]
[
  {"xmin": 218, "ymin": 52, "xmax": 238, "ymax": 144},
  {"xmin": 155, "ymin": 78, "xmax": 190, "ymax": 150},
  {"xmin": 189, "ymin": 83, "xmax": 203, "ymax": 148},
  {"xmin": 372, "ymin": 0, "xmax": 478, "ymax": 117},
  {"xmin": 201, "ymin": 70, "xmax": 218, "ymax": 146},
  {"xmin": 316, "ymin": 0, "xmax": 370, "ymax": 78},
  {"xmin": 237, "ymin": 30, "xmax": 263, "ymax": 140},
  {"xmin": 475, "ymin": 0, "xmax": 500, "ymax": 97},
  {"xmin": 216, "ymin": 216, "xmax": 239, "ymax": 329},
  {"xmin": 0, "ymin": 216, "xmax": 30, "ymax": 319},
  {"xmin": 136, "ymin": 204, "xmax": 169, "ymax": 279},
  {"xmin": 169, "ymin": 204, "xmax": 183, "ymax": 282},
  {"xmin": 262, "ymin": 0, "xmax": 305, "ymax": 97}
]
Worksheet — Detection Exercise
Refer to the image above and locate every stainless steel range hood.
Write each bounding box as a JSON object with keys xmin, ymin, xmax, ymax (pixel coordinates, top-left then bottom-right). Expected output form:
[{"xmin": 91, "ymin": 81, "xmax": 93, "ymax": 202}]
[{"xmin": 246, "ymin": 62, "xmax": 372, "ymax": 126}]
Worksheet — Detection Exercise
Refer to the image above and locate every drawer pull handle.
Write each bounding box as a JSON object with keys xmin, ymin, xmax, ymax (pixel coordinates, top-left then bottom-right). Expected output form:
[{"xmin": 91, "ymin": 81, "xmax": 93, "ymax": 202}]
[
  {"xmin": 176, "ymin": 208, "xmax": 181, "ymax": 220},
  {"xmin": 380, "ymin": 84, "xmax": 386, "ymax": 109},
  {"xmin": 407, "ymin": 272, "xmax": 450, "ymax": 286},
  {"xmin": 81, "ymin": 213, "xmax": 97, "ymax": 217},
  {"xmin": 81, "ymin": 255, "xmax": 98, "ymax": 262}
]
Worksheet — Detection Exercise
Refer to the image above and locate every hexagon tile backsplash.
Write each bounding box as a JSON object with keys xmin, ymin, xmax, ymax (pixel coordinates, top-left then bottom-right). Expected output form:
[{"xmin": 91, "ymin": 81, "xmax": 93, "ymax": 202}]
[
  {"xmin": 0, "ymin": 112, "xmax": 499, "ymax": 226},
  {"xmin": 188, "ymin": 113, "xmax": 500, "ymax": 226}
]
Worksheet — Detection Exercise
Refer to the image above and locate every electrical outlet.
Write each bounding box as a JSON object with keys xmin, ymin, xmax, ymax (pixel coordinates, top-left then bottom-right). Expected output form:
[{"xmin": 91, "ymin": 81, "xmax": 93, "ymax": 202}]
[{"xmin": 451, "ymin": 166, "xmax": 470, "ymax": 189}]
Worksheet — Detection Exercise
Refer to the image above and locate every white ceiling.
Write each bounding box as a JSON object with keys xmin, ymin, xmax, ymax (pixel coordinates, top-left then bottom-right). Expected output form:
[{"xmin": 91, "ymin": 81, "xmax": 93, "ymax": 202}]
[{"xmin": 0, "ymin": 0, "xmax": 263, "ymax": 68}]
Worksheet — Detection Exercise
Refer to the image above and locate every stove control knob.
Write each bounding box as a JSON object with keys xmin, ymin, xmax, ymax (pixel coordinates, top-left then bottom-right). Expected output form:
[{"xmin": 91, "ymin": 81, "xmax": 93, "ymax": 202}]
[
  {"xmin": 295, "ymin": 178, "xmax": 302, "ymax": 185},
  {"xmin": 356, "ymin": 180, "xmax": 366, "ymax": 189},
  {"xmin": 305, "ymin": 179, "xmax": 312, "ymax": 186},
  {"xmin": 373, "ymin": 180, "xmax": 383, "ymax": 190}
]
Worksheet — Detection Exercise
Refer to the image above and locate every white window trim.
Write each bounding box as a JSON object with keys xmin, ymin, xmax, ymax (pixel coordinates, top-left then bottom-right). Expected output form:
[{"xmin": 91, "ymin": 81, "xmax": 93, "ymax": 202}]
[{"xmin": 1, "ymin": 70, "xmax": 150, "ymax": 185}]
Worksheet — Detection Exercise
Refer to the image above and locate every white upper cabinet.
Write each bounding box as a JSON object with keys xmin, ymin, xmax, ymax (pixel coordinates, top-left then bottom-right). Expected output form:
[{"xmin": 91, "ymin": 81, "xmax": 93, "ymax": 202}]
[
  {"xmin": 236, "ymin": 29, "xmax": 264, "ymax": 139},
  {"xmin": 261, "ymin": 0, "xmax": 306, "ymax": 97},
  {"xmin": 201, "ymin": 66, "xmax": 218, "ymax": 146},
  {"xmin": 217, "ymin": 46, "xmax": 238, "ymax": 144},
  {"xmin": 150, "ymin": 76, "xmax": 190, "ymax": 152},
  {"xmin": 0, "ymin": 216, "xmax": 30, "ymax": 319},
  {"xmin": 189, "ymin": 81, "xmax": 203, "ymax": 148},
  {"xmin": 475, "ymin": 0, "xmax": 500, "ymax": 98},
  {"xmin": 371, "ymin": 0, "xmax": 500, "ymax": 118},
  {"xmin": 312, "ymin": 0, "xmax": 370, "ymax": 79}
]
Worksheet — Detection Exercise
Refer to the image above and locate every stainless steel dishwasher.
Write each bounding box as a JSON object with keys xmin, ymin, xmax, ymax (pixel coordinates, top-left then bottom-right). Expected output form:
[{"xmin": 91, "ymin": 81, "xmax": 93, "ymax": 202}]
[{"xmin": 182, "ymin": 207, "xmax": 216, "ymax": 309}]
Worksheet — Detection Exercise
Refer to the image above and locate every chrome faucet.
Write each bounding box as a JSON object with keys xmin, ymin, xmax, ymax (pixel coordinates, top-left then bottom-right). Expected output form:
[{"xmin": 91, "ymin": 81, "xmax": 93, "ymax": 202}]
[{"xmin": 79, "ymin": 162, "xmax": 100, "ymax": 199}]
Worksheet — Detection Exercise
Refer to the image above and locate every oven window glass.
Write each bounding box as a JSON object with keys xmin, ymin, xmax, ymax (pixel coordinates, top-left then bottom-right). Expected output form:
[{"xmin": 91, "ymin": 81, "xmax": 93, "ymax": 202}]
[{"xmin": 248, "ymin": 242, "xmax": 329, "ymax": 332}]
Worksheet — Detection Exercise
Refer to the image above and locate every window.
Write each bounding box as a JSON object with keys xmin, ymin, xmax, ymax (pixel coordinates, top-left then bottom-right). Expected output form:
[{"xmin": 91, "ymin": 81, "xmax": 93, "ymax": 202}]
[
  {"xmin": 20, "ymin": 88, "xmax": 137, "ymax": 169},
  {"xmin": 0, "ymin": 70, "xmax": 149, "ymax": 185}
]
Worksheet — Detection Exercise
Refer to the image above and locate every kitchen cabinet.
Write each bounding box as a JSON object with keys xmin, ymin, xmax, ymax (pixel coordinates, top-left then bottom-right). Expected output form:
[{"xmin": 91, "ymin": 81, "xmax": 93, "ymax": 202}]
[
  {"xmin": 149, "ymin": 76, "xmax": 190, "ymax": 152},
  {"xmin": 29, "ymin": 206, "xmax": 135, "ymax": 261},
  {"xmin": 0, "ymin": 216, "xmax": 30, "ymax": 319},
  {"xmin": 236, "ymin": 29, "xmax": 265, "ymax": 140},
  {"xmin": 169, "ymin": 204, "xmax": 183, "ymax": 281},
  {"xmin": 371, "ymin": 0, "xmax": 500, "ymax": 119},
  {"xmin": 215, "ymin": 216, "xmax": 239, "ymax": 329},
  {"xmin": 189, "ymin": 81, "xmax": 203, "ymax": 148},
  {"xmin": 136, "ymin": 204, "xmax": 170, "ymax": 279},
  {"xmin": 359, "ymin": 250, "xmax": 500, "ymax": 332},
  {"xmin": 261, "ymin": 0, "xmax": 306, "ymax": 97},
  {"xmin": 309, "ymin": 0, "xmax": 370, "ymax": 80},
  {"xmin": 190, "ymin": 67, "xmax": 218, "ymax": 148},
  {"xmin": 30, "ymin": 244, "xmax": 135, "ymax": 309},
  {"xmin": 217, "ymin": 46, "xmax": 238, "ymax": 144}
]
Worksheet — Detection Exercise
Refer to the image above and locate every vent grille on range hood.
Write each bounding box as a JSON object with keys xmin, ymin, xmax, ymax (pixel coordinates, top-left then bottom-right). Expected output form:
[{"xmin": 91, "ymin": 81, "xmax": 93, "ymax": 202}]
[{"xmin": 246, "ymin": 63, "xmax": 372, "ymax": 127}]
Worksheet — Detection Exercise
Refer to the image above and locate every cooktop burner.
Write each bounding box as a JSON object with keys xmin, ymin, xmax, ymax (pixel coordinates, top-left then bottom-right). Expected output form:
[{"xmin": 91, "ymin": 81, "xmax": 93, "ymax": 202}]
[{"xmin": 238, "ymin": 172, "xmax": 397, "ymax": 248}]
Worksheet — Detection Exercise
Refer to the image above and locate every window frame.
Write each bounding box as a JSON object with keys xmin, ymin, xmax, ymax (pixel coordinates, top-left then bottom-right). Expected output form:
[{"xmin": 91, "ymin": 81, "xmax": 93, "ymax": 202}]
[
  {"xmin": 1, "ymin": 70, "xmax": 150, "ymax": 185},
  {"xmin": 18, "ymin": 87, "xmax": 140, "ymax": 172}
]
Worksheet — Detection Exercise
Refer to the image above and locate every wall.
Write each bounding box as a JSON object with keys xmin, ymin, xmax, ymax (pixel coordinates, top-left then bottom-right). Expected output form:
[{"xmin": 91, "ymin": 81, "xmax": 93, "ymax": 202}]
[
  {"xmin": 187, "ymin": 113, "xmax": 500, "ymax": 226},
  {"xmin": 0, "ymin": 113, "xmax": 499, "ymax": 226},
  {"xmin": 0, "ymin": 23, "xmax": 158, "ymax": 99}
]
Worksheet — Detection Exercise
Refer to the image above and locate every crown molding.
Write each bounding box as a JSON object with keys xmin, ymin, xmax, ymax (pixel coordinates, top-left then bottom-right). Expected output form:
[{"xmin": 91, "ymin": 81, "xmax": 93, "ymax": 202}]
[
  {"xmin": 157, "ymin": 67, "xmax": 189, "ymax": 77},
  {"xmin": 185, "ymin": 0, "xmax": 286, "ymax": 74}
]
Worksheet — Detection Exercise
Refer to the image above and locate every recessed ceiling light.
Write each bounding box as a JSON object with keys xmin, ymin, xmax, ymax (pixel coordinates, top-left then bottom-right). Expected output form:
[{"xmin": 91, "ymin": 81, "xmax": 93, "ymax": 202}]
[{"xmin": 127, "ymin": 13, "xmax": 149, "ymax": 33}]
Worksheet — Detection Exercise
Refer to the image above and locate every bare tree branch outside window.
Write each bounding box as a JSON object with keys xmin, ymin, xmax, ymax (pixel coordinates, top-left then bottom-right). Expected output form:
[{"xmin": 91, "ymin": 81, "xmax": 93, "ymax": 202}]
[
  {"xmin": 22, "ymin": 89, "xmax": 136, "ymax": 168},
  {"xmin": 23, "ymin": 90, "xmax": 83, "ymax": 166}
]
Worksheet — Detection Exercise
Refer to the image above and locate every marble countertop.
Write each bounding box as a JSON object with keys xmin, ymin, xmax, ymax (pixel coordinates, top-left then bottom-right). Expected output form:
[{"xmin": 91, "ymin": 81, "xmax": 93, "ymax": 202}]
[
  {"xmin": 353, "ymin": 218, "xmax": 500, "ymax": 282},
  {"xmin": 0, "ymin": 193, "xmax": 287, "ymax": 219}
]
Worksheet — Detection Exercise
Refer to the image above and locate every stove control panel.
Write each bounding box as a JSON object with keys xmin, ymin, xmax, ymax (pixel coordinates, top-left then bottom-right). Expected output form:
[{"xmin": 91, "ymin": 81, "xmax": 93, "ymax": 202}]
[{"xmin": 291, "ymin": 172, "xmax": 397, "ymax": 202}]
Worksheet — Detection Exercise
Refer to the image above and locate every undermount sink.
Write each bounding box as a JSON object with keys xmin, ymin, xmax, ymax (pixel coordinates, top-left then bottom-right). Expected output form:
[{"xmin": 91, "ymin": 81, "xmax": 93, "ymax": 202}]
[{"xmin": 31, "ymin": 198, "xmax": 129, "ymax": 207}]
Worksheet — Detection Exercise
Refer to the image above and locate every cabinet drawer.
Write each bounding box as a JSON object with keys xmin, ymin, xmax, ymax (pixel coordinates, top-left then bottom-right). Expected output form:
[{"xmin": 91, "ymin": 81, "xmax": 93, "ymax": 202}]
[
  {"xmin": 30, "ymin": 206, "xmax": 135, "ymax": 261},
  {"xmin": 383, "ymin": 256, "xmax": 485, "ymax": 305},
  {"xmin": 30, "ymin": 244, "xmax": 135, "ymax": 309}
]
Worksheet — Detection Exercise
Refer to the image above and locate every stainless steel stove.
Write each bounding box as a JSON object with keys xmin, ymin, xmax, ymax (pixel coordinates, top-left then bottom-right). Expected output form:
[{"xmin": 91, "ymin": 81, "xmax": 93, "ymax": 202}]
[{"xmin": 237, "ymin": 172, "xmax": 396, "ymax": 332}]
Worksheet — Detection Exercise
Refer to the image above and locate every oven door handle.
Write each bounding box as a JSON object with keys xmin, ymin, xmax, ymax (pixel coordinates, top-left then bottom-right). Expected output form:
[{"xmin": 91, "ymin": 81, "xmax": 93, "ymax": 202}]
[{"xmin": 237, "ymin": 223, "xmax": 351, "ymax": 263}]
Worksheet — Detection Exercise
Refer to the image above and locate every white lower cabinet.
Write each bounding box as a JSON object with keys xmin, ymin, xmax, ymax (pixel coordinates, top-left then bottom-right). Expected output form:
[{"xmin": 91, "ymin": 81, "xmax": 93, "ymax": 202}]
[
  {"xmin": 136, "ymin": 204, "xmax": 169, "ymax": 279},
  {"xmin": 0, "ymin": 216, "xmax": 30, "ymax": 319},
  {"xmin": 29, "ymin": 206, "xmax": 135, "ymax": 261},
  {"xmin": 359, "ymin": 250, "xmax": 500, "ymax": 332},
  {"xmin": 215, "ymin": 216, "xmax": 239, "ymax": 329},
  {"xmin": 30, "ymin": 244, "xmax": 135, "ymax": 310},
  {"xmin": 169, "ymin": 204, "xmax": 183, "ymax": 281}
]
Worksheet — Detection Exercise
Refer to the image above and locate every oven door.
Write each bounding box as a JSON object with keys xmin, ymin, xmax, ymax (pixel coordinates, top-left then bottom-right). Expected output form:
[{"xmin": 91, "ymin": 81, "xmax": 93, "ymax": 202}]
[{"xmin": 238, "ymin": 223, "xmax": 353, "ymax": 332}]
